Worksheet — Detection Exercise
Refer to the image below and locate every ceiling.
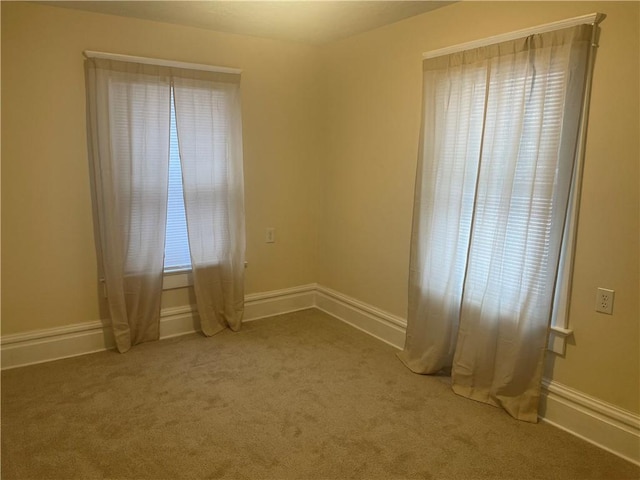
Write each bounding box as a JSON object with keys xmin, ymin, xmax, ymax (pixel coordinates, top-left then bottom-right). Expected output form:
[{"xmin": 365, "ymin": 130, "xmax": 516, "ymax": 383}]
[{"xmin": 46, "ymin": 1, "xmax": 452, "ymax": 45}]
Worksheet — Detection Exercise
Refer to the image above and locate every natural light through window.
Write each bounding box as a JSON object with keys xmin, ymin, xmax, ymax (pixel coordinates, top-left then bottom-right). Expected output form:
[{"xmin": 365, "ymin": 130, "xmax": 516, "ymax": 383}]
[{"xmin": 164, "ymin": 91, "xmax": 192, "ymax": 272}]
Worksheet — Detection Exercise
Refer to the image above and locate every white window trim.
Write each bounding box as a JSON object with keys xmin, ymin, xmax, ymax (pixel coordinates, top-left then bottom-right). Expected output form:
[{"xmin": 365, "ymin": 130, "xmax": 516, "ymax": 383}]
[
  {"xmin": 83, "ymin": 50, "xmax": 242, "ymax": 74},
  {"xmin": 98, "ymin": 271, "xmax": 194, "ymax": 294},
  {"xmin": 422, "ymin": 13, "xmax": 604, "ymax": 59},
  {"xmin": 162, "ymin": 270, "xmax": 193, "ymax": 290},
  {"xmin": 162, "ymin": 261, "xmax": 248, "ymax": 291},
  {"xmin": 547, "ymin": 14, "xmax": 602, "ymax": 356}
]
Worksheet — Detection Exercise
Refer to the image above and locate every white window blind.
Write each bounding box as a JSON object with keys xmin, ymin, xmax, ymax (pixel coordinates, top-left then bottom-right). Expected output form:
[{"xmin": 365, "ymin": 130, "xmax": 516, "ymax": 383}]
[
  {"xmin": 461, "ymin": 52, "xmax": 571, "ymax": 319},
  {"xmin": 164, "ymin": 90, "xmax": 192, "ymax": 271}
]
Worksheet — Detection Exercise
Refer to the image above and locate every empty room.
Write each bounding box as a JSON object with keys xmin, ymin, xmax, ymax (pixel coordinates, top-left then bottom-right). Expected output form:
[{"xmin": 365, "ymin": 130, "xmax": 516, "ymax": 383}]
[{"xmin": 1, "ymin": 1, "xmax": 639, "ymax": 478}]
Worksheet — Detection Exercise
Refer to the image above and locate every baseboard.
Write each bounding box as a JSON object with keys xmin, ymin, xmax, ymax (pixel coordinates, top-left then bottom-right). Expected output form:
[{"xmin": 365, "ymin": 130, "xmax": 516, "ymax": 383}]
[
  {"xmin": 0, "ymin": 320, "xmax": 114, "ymax": 371},
  {"xmin": 540, "ymin": 379, "xmax": 640, "ymax": 466},
  {"xmin": 244, "ymin": 284, "xmax": 316, "ymax": 322},
  {"xmin": 315, "ymin": 285, "xmax": 407, "ymax": 349},
  {"xmin": 0, "ymin": 284, "xmax": 316, "ymax": 370}
]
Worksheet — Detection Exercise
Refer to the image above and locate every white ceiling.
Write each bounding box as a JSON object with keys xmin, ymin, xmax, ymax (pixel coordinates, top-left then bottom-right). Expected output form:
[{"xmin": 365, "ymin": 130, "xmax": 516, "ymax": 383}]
[{"xmin": 46, "ymin": 1, "xmax": 452, "ymax": 45}]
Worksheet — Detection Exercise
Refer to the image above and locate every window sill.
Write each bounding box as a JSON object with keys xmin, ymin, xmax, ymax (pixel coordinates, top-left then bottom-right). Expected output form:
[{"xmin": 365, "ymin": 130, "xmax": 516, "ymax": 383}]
[
  {"xmin": 163, "ymin": 269, "xmax": 193, "ymax": 290},
  {"xmin": 548, "ymin": 326, "xmax": 573, "ymax": 356},
  {"xmin": 162, "ymin": 261, "xmax": 247, "ymax": 290}
]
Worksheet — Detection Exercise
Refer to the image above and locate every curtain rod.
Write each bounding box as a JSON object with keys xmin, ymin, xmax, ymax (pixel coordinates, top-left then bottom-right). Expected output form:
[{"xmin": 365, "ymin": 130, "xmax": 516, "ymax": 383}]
[
  {"xmin": 83, "ymin": 50, "xmax": 242, "ymax": 75},
  {"xmin": 422, "ymin": 12, "xmax": 605, "ymax": 59}
]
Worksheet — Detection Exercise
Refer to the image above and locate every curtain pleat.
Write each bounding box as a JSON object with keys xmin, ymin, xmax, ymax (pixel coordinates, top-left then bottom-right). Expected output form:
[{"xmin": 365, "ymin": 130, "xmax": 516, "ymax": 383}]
[{"xmin": 399, "ymin": 25, "xmax": 593, "ymax": 421}]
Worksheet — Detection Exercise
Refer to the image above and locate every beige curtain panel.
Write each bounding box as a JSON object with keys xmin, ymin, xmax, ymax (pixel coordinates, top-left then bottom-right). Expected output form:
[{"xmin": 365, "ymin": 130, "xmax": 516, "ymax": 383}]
[
  {"xmin": 173, "ymin": 76, "xmax": 246, "ymax": 335},
  {"xmin": 85, "ymin": 57, "xmax": 245, "ymax": 352},
  {"xmin": 399, "ymin": 24, "xmax": 595, "ymax": 422}
]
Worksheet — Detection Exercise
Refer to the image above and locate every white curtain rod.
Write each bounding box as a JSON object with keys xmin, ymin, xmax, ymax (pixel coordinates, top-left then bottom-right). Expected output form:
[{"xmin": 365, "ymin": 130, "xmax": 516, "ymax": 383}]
[
  {"xmin": 423, "ymin": 12, "xmax": 605, "ymax": 59},
  {"xmin": 83, "ymin": 50, "xmax": 242, "ymax": 75}
]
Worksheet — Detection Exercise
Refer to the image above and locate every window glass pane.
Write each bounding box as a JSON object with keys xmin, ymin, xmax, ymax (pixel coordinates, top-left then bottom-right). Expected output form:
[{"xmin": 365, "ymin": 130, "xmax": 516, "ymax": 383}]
[{"xmin": 164, "ymin": 91, "xmax": 192, "ymax": 271}]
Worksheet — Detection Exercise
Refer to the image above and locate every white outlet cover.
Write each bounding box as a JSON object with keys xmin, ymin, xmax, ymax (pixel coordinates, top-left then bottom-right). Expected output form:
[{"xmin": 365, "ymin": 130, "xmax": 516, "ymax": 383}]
[{"xmin": 595, "ymin": 287, "xmax": 614, "ymax": 315}]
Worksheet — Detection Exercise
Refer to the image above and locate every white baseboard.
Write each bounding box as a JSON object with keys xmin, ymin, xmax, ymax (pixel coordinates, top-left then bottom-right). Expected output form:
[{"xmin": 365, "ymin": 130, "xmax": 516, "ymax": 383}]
[
  {"xmin": 244, "ymin": 284, "xmax": 316, "ymax": 322},
  {"xmin": 2, "ymin": 282, "xmax": 638, "ymax": 466},
  {"xmin": 158, "ymin": 305, "xmax": 199, "ymax": 339},
  {"xmin": 540, "ymin": 379, "xmax": 640, "ymax": 466},
  {"xmin": 0, "ymin": 284, "xmax": 316, "ymax": 370},
  {"xmin": 0, "ymin": 320, "xmax": 113, "ymax": 371},
  {"xmin": 315, "ymin": 285, "xmax": 407, "ymax": 349}
]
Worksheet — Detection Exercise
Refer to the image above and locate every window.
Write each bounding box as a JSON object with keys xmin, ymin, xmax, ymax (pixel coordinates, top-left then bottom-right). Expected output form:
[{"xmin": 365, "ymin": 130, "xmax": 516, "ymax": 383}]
[
  {"xmin": 399, "ymin": 20, "xmax": 599, "ymax": 422},
  {"xmin": 164, "ymin": 92, "xmax": 192, "ymax": 272},
  {"xmin": 414, "ymin": 44, "xmax": 582, "ymax": 325},
  {"xmin": 409, "ymin": 24, "xmax": 596, "ymax": 348},
  {"xmin": 85, "ymin": 52, "xmax": 246, "ymax": 352}
]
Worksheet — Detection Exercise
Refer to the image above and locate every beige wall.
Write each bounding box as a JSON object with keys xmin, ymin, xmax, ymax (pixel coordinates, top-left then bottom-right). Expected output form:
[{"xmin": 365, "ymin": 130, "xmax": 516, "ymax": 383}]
[
  {"xmin": 319, "ymin": 1, "xmax": 639, "ymax": 413},
  {"xmin": 1, "ymin": 2, "xmax": 323, "ymax": 334},
  {"xmin": 2, "ymin": 2, "xmax": 638, "ymax": 414}
]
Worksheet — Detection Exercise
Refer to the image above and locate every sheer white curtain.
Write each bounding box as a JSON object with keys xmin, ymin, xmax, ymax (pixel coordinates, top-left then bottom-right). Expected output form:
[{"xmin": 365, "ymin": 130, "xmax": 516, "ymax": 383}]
[
  {"xmin": 86, "ymin": 56, "xmax": 245, "ymax": 351},
  {"xmin": 85, "ymin": 60, "xmax": 171, "ymax": 353},
  {"xmin": 173, "ymin": 75, "xmax": 245, "ymax": 335},
  {"xmin": 399, "ymin": 24, "xmax": 594, "ymax": 421}
]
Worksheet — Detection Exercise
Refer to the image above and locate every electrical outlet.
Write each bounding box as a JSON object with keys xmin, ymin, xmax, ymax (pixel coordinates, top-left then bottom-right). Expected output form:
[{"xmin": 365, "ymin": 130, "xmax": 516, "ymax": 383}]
[
  {"xmin": 595, "ymin": 288, "xmax": 614, "ymax": 315},
  {"xmin": 265, "ymin": 227, "xmax": 275, "ymax": 243}
]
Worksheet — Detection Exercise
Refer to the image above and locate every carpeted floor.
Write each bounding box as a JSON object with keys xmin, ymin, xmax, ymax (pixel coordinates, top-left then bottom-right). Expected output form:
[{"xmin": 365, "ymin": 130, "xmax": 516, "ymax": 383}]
[{"xmin": 2, "ymin": 308, "xmax": 639, "ymax": 479}]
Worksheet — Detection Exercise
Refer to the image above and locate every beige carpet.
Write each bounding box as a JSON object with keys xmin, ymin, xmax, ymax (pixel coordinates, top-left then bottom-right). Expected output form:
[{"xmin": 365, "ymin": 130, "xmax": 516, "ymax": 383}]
[{"xmin": 2, "ymin": 309, "xmax": 638, "ymax": 479}]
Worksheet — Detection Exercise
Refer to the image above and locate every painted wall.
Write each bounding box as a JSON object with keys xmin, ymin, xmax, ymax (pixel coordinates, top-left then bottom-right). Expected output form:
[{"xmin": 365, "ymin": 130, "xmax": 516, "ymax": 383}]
[
  {"xmin": 1, "ymin": 2, "xmax": 323, "ymax": 334},
  {"xmin": 318, "ymin": 1, "xmax": 639, "ymax": 414}
]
